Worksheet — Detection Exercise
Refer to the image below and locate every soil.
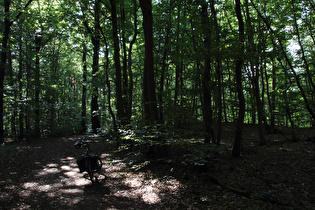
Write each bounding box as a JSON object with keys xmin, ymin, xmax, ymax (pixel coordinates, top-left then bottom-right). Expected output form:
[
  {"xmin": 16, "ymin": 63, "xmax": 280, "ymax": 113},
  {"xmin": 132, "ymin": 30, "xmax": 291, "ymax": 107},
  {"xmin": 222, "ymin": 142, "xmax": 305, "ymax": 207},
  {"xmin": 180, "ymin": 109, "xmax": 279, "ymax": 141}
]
[{"xmin": 0, "ymin": 124, "xmax": 314, "ymax": 209}]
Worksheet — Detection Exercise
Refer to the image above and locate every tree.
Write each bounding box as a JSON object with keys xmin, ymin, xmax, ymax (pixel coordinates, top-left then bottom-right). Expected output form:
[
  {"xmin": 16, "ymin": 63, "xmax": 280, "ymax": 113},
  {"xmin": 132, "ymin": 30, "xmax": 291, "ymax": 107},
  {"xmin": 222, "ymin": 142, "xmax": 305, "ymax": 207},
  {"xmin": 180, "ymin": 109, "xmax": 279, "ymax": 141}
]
[
  {"xmin": 81, "ymin": 0, "xmax": 102, "ymax": 133},
  {"xmin": 200, "ymin": 0, "xmax": 215, "ymax": 144},
  {"xmin": 110, "ymin": 0, "xmax": 127, "ymax": 126},
  {"xmin": 81, "ymin": 42, "xmax": 88, "ymax": 133},
  {"xmin": 0, "ymin": 0, "xmax": 11, "ymax": 144},
  {"xmin": 245, "ymin": 0, "xmax": 266, "ymax": 145},
  {"xmin": 1, "ymin": 0, "xmax": 34, "ymax": 143},
  {"xmin": 232, "ymin": 0, "xmax": 246, "ymax": 157},
  {"xmin": 140, "ymin": 0, "xmax": 159, "ymax": 124}
]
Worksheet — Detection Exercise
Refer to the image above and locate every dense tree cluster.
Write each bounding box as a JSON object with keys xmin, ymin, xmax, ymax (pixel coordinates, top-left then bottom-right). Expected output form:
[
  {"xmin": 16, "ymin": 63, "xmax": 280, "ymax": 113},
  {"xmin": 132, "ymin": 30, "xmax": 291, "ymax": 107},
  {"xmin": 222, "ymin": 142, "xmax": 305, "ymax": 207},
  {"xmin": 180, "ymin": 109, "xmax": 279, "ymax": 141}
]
[{"xmin": 1, "ymin": 0, "xmax": 314, "ymax": 156}]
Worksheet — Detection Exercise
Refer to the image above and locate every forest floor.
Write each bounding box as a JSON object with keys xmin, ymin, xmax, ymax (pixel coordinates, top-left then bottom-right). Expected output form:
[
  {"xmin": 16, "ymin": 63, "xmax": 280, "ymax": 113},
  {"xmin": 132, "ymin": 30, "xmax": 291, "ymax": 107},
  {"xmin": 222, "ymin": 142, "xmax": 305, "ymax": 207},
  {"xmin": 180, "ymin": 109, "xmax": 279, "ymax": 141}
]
[{"xmin": 0, "ymin": 124, "xmax": 315, "ymax": 209}]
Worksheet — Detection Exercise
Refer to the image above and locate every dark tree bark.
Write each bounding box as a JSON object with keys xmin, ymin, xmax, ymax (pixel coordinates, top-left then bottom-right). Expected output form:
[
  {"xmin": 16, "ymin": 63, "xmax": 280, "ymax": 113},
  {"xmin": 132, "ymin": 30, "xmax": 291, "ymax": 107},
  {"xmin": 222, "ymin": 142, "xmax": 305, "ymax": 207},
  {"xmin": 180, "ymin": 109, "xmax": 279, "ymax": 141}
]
[
  {"xmin": 81, "ymin": 0, "xmax": 101, "ymax": 133},
  {"xmin": 245, "ymin": 0, "xmax": 266, "ymax": 145},
  {"xmin": 110, "ymin": 0, "xmax": 126, "ymax": 126},
  {"xmin": 34, "ymin": 34, "xmax": 41, "ymax": 137},
  {"xmin": 140, "ymin": 0, "xmax": 159, "ymax": 123},
  {"xmin": 127, "ymin": 0, "xmax": 139, "ymax": 122},
  {"xmin": 174, "ymin": 2, "xmax": 181, "ymax": 107},
  {"xmin": 0, "ymin": 0, "xmax": 11, "ymax": 144},
  {"xmin": 210, "ymin": 0, "xmax": 222, "ymax": 145},
  {"xmin": 200, "ymin": 1, "xmax": 215, "ymax": 144},
  {"xmin": 90, "ymin": 0, "xmax": 101, "ymax": 133},
  {"xmin": 18, "ymin": 26, "xmax": 24, "ymax": 140},
  {"xmin": 232, "ymin": 0, "xmax": 245, "ymax": 157},
  {"xmin": 81, "ymin": 43, "xmax": 87, "ymax": 133},
  {"xmin": 158, "ymin": 0, "xmax": 173, "ymax": 123},
  {"xmin": 104, "ymin": 41, "xmax": 117, "ymax": 131},
  {"xmin": 121, "ymin": 1, "xmax": 129, "ymax": 124}
]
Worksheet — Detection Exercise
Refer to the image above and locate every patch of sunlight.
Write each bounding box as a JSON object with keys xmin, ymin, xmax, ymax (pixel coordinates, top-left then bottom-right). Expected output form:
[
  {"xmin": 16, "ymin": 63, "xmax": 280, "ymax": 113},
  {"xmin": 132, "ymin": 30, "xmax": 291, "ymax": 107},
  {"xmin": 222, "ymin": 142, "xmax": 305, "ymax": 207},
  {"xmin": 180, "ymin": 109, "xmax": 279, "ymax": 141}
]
[
  {"xmin": 36, "ymin": 167, "xmax": 60, "ymax": 176},
  {"xmin": 101, "ymin": 153, "xmax": 111, "ymax": 158},
  {"xmin": 64, "ymin": 171, "xmax": 78, "ymax": 178},
  {"xmin": 107, "ymin": 157, "xmax": 184, "ymax": 204},
  {"xmin": 52, "ymin": 182, "xmax": 63, "ymax": 188},
  {"xmin": 107, "ymin": 171, "xmax": 124, "ymax": 179},
  {"xmin": 60, "ymin": 188, "xmax": 83, "ymax": 194},
  {"xmin": 141, "ymin": 192, "xmax": 161, "ymax": 204},
  {"xmin": 47, "ymin": 163, "xmax": 58, "ymax": 168},
  {"xmin": 105, "ymin": 159, "xmax": 127, "ymax": 173},
  {"xmin": 124, "ymin": 177, "xmax": 143, "ymax": 188},
  {"xmin": 61, "ymin": 165, "xmax": 72, "ymax": 171},
  {"xmin": 118, "ymin": 173, "xmax": 182, "ymax": 204},
  {"xmin": 60, "ymin": 157, "xmax": 75, "ymax": 162},
  {"xmin": 74, "ymin": 177, "xmax": 91, "ymax": 186},
  {"xmin": 23, "ymin": 182, "xmax": 39, "ymax": 189}
]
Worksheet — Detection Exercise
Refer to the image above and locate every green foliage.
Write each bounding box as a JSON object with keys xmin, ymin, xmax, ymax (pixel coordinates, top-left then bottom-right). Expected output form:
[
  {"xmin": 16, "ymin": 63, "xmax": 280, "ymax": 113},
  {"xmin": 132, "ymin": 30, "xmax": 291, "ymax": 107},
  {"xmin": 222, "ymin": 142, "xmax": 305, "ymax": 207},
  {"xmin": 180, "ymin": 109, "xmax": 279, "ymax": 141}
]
[
  {"xmin": 1, "ymin": 0, "xmax": 314, "ymax": 141},
  {"xmin": 181, "ymin": 143, "xmax": 225, "ymax": 166}
]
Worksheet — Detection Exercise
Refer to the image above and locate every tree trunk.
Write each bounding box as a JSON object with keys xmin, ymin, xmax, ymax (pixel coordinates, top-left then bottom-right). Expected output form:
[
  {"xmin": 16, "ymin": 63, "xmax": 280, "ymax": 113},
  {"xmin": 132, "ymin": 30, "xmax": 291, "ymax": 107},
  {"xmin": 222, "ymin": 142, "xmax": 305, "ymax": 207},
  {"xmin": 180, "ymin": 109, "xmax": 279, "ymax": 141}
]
[
  {"xmin": 110, "ymin": 0, "xmax": 125, "ymax": 126},
  {"xmin": 200, "ymin": 1, "xmax": 215, "ymax": 144},
  {"xmin": 81, "ymin": 43, "xmax": 87, "ymax": 133},
  {"xmin": 104, "ymin": 40, "xmax": 117, "ymax": 131},
  {"xmin": 232, "ymin": 0, "xmax": 245, "ymax": 157},
  {"xmin": 34, "ymin": 34, "xmax": 41, "ymax": 138},
  {"xmin": 140, "ymin": 0, "xmax": 159, "ymax": 123},
  {"xmin": 121, "ymin": 1, "xmax": 130, "ymax": 124},
  {"xmin": 0, "ymin": 0, "xmax": 11, "ymax": 144},
  {"xmin": 210, "ymin": 0, "xmax": 222, "ymax": 145},
  {"xmin": 127, "ymin": 0, "xmax": 139, "ymax": 122},
  {"xmin": 91, "ymin": 0, "xmax": 101, "ymax": 133},
  {"xmin": 245, "ymin": 0, "xmax": 266, "ymax": 145},
  {"xmin": 158, "ymin": 1, "xmax": 172, "ymax": 122},
  {"xmin": 18, "ymin": 27, "xmax": 24, "ymax": 140}
]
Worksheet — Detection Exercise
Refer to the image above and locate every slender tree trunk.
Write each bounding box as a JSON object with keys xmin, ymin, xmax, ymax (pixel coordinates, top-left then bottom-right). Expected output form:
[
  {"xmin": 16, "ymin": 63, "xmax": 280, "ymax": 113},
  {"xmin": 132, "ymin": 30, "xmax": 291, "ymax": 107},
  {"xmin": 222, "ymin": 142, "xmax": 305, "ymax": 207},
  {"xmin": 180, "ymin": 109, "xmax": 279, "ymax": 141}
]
[
  {"xmin": 174, "ymin": 3, "xmax": 181, "ymax": 107},
  {"xmin": 18, "ymin": 27, "xmax": 24, "ymax": 140},
  {"xmin": 81, "ymin": 43, "xmax": 87, "ymax": 133},
  {"xmin": 110, "ymin": 0, "xmax": 125, "ymax": 125},
  {"xmin": 25, "ymin": 42, "xmax": 32, "ymax": 141},
  {"xmin": 210, "ymin": 0, "xmax": 222, "ymax": 145},
  {"xmin": 121, "ymin": 1, "xmax": 129, "ymax": 124},
  {"xmin": 283, "ymin": 62, "xmax": 297, "ymax": 140},
  {"xmin": 140, "ymin": 0, "xmax": 159, "ymax": 123},
  {"xmin": 158, "ymin": 1, "xmax": 172, "ymax": 123},
  {"xmin": 270, "ymin": 62, "xmax": 276, "ymax": 129},
  {"xmin": 104, "ymin": 41, "xmax": 117, "ymax": 131},
  {"xmin": 34, "ymin": 34, "xmax": 41, "ymax": 138},
  {"xmin": 8, "ymin": 50, "xmax": 17, "ymax": 140},
  {"xmin": 91, "ymin": 0, "xmax": 101, "ymax": 133},
  {"xmin": 245, "ymin": 0, "xmax": 266, "ymax": 145},
  {"xmin": 232, "ymin": 0, "xmax": 245, "ymax": 157},
  {"xmin": 200, "ymin": 1, "xmax": 215, "ymax": 144},
  {"xmin": 0, "ymin": 0, "xmax": 11, "ymax": 144},
  {"xmin": 127, "ymin": 0, "xmax": 138, "ymax": 122}
]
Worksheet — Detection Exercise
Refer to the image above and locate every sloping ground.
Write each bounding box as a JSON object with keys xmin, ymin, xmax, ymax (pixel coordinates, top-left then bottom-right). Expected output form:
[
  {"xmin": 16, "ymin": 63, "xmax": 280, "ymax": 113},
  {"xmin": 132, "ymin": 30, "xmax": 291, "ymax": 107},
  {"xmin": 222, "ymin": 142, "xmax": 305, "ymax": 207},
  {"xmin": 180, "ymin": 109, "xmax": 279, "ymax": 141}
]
[{"xmin": 0, "ymin": 126, "xmax": 314, "ymax": 209}]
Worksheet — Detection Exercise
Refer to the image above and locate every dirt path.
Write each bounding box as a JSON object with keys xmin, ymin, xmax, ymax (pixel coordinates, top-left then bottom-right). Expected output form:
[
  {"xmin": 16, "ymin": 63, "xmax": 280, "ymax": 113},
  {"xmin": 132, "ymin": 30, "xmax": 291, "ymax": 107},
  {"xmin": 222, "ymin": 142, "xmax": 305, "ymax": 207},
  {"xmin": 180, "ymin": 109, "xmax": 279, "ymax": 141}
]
[
  {"xmin": 0, "ymin": 132, "xmax": 314, "ymax": 209},
  {"xmin": 0, "ymin": 136, "xmax": 186, "ymax": 209}
]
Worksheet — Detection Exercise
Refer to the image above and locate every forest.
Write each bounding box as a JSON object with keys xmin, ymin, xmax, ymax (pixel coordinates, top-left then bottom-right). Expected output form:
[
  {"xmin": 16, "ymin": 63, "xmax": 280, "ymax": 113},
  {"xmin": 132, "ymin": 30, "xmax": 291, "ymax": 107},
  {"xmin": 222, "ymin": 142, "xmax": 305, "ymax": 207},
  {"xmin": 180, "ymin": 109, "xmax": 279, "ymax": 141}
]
[{"xmin": 0, "ymin": 0, "xmax": 315, "ymax": 209}]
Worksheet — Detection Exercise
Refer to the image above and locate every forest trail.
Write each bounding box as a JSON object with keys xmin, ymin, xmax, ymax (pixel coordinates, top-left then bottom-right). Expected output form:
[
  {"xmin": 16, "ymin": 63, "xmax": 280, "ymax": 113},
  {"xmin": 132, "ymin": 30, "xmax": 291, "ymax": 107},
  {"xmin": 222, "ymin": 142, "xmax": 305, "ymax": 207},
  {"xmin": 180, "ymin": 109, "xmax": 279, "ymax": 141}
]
[
  {"xmin": 0, "ymin": 136, "xmax": 186, "ymax": 209},
  {"xmin": 0, "ymin": 128, "xmax": 315, "ymax": 209}
]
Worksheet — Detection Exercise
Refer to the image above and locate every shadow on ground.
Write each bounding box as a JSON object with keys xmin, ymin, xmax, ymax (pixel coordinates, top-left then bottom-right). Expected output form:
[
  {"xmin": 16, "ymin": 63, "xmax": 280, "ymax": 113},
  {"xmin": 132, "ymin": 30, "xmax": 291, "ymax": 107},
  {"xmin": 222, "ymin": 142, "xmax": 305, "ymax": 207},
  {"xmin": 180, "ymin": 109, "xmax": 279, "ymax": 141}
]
[
  {"xmin": 1, "ymin": 127, "xmax": 314, "ymax": 209},
  {"xmin": 0, "ymin": 136, "xmax": 184, "ymax": 209}
]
